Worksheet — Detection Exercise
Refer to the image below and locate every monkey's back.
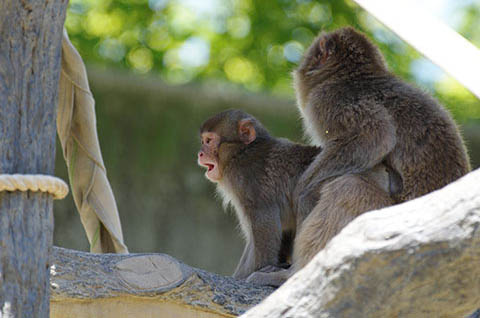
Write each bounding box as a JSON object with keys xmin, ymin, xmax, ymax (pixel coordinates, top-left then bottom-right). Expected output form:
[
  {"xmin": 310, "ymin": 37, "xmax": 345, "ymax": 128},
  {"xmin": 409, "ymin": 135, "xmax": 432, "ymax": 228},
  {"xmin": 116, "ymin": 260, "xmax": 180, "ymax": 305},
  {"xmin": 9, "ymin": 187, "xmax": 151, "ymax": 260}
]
[
  {"xmin": 226, "ymin": 139, "xmax": 320, "ymax": 206},
  {"xmin": 254, "ymin": 140, "xmax": 321, "ymax": 198},
  {"xmin": 372, "ymin": 76, "xmax": 470, "ymax": 202}
]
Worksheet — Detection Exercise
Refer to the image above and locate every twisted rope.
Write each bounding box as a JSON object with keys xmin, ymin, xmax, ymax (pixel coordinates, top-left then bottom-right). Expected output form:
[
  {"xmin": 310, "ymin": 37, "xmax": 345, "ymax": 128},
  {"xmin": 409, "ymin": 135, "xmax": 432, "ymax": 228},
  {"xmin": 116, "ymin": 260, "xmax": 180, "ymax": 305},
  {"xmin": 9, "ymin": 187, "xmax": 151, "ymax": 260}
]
[{"xmin": 0, "ymin": 174, "xmax": 69, "ymax": 199}]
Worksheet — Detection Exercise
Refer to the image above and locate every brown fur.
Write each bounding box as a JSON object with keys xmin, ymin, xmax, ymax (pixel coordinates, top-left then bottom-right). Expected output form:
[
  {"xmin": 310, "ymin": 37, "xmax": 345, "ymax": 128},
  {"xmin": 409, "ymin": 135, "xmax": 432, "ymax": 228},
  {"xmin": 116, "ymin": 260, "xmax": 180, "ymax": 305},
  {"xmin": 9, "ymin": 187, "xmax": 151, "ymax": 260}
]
[
  {"xmin": 293, "ymin": 27, "xmax": 471, "ymax": 217},
  {"xmin": 198, "ymin": 110, "xmax": 394, "ymax": 285},
  {"xmin": 293, "ymin": 170, "xmax": 393, "ymax": 270}
]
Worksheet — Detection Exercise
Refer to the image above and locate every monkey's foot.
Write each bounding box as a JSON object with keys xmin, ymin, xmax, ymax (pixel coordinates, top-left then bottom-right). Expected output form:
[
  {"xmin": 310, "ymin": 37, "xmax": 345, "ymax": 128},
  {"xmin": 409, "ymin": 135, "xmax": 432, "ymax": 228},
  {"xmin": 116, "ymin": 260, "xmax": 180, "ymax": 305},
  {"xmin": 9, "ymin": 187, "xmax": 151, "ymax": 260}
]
[
  {"xmin": 256, "ymin": 264, "xmax": 290, "ymax": 273},
  {"xmin": 246, "ymin": 268, "xmax": 290, "ymax": 287}
]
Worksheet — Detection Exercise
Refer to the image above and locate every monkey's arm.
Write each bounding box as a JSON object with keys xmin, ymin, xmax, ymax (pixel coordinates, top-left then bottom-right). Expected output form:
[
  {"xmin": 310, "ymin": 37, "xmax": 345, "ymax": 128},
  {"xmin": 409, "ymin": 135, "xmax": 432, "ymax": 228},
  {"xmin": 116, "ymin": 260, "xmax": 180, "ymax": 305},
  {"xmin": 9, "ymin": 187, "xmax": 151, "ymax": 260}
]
[
  {"xmin": 233, "ymin": 208, "xmax": 283, "ymax": 280},
  {"xmin": 297, "ymin": 103, "xmax": 396, "ymax": 215}
]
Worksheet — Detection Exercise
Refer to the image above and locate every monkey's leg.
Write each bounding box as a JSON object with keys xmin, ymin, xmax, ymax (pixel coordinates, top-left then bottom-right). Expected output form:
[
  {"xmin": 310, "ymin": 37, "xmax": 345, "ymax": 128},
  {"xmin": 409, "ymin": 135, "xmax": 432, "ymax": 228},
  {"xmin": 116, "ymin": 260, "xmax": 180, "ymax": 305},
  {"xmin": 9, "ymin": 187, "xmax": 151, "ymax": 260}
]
[
  {"xmin": 246, "ymin": 172, "xmax": 393, "ymax": 287},
  {"xmin": 292, "ymin": 173, "xmax": 394, "ymax": 271},
  {"xmin": 243, "ymin": 167, "xmax": 394, "ymax": 287}
]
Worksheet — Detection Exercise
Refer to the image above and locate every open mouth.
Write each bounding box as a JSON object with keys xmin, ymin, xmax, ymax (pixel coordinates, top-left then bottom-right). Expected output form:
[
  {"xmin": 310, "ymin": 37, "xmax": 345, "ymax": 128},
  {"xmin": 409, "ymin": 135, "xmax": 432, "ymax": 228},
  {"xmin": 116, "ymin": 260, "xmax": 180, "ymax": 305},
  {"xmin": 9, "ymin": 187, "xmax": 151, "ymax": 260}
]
[{"xmin": 198, "ymin": 157, "xmax": 219, "ymax": 180}]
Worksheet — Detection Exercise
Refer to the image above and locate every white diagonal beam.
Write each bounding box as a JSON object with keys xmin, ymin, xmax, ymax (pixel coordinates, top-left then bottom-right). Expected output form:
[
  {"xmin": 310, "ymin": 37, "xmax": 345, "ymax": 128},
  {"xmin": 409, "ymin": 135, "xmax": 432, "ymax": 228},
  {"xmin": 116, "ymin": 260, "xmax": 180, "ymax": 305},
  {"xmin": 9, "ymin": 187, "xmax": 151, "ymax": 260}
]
[{"xmin": 352, "ymin": 0, "xmax": 480, "ymax": 99}]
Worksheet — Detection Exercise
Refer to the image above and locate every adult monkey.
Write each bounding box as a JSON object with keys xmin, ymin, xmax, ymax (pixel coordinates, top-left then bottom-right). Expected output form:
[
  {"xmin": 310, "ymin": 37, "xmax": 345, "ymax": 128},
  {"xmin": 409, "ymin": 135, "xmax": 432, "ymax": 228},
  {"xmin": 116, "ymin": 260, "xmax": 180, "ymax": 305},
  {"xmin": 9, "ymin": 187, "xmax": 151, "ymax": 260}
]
[
  {"xmin": 198, "ymin": 110, "xmax": 395, "ymax": 286},
  {"xmin": 294, "ymin": 27, "xmax": 470, "ymax": 217}
]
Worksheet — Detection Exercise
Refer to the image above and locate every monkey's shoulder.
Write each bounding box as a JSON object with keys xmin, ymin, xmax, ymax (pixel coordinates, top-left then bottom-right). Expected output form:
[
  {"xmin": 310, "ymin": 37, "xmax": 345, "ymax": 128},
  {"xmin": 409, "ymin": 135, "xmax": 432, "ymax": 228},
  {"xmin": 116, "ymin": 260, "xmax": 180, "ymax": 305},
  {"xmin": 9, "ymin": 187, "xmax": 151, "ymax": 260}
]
[
  {"xmin": 312, "ymin": 75, "xmax": 452, "ymax": 120},
  {"xmin": 309, "ymin": 77, "xmax": 384, "ymax": 109}
]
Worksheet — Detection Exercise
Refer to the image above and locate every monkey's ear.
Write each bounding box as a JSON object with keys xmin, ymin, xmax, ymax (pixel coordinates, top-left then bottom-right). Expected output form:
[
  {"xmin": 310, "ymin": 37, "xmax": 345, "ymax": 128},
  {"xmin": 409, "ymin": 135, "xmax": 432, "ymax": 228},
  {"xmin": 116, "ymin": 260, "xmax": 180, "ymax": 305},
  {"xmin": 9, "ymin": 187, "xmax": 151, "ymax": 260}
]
[
  {"xmin": 238, "ymin": 119, "xmax": 256, "ymax": 144},
  {"xmin": 318, "ymin": 35, "xmax": 336, "ymax": 61}
]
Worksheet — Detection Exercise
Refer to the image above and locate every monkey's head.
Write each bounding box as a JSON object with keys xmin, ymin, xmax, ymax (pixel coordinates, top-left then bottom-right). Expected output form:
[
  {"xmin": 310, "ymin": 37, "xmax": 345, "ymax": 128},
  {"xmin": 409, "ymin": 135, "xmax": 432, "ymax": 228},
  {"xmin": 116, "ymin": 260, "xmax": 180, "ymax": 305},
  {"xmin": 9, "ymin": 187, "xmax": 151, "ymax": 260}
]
[
  {"xmin": 294, "ymin": 27, "xmax": 388, "ymax": 108},
  {"xmin": 198, "ymin": 109, "xmax": 268, "ymax": 182}
]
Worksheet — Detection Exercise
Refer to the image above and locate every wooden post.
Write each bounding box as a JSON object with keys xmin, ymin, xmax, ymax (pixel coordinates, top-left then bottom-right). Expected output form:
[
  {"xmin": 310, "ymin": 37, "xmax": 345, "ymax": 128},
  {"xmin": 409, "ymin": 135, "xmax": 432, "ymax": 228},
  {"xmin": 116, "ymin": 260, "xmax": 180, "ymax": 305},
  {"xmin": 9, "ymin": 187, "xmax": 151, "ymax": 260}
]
[{"xmin": 0, "ymin": 0, "xmax": 67, "ymax": 316}]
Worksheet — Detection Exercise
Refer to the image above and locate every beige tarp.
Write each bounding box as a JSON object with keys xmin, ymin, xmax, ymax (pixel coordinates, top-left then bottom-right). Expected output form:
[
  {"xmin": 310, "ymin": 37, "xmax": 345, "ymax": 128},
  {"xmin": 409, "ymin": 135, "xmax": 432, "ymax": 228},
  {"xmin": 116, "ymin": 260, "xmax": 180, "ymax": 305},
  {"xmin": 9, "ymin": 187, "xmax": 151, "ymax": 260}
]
[{"xmin": 57, "ymin": 29, "xmax": 128, "ymax": 254}]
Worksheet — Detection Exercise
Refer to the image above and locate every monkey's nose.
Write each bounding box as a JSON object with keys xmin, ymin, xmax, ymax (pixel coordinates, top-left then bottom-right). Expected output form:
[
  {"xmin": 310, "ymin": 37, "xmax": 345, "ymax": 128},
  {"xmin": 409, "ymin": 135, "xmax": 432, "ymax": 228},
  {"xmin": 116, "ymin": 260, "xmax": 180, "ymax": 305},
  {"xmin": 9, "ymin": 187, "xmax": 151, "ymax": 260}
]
[{"xmin": 198, "ymin": 152, "xmax": 204, "ymax": 158}]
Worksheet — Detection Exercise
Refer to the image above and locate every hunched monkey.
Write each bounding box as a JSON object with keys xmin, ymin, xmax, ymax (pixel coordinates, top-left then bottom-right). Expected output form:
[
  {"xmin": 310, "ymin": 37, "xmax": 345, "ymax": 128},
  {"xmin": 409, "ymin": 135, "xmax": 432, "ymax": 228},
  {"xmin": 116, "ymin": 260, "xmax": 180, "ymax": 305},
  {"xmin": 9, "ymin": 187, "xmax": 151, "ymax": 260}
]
[
  {"xmin": 198, "ymin": 109, "xmax": 394, "ymax": 285},
  {"xmin": 294, "ymin": 27, "xmax": 471, "ymax": 216}
]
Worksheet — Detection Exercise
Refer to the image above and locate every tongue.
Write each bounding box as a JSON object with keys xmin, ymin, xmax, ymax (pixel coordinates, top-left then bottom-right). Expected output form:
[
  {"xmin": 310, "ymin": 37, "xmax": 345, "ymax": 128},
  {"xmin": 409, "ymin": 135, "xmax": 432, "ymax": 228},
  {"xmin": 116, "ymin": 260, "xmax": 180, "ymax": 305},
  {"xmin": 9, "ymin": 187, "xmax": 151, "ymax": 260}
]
[{"xmin": 207, "ymin": 164, "xmax": 214, "ymax": 172}]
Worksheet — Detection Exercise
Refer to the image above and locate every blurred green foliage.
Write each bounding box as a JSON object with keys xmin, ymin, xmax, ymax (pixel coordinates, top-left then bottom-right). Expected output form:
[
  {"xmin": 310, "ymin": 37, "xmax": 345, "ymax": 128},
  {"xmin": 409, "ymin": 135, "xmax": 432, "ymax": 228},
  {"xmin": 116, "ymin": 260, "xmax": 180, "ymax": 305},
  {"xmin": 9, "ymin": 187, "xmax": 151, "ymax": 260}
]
[{"xmin": 66, "ymin": 0, "xmax": 480, "ymax": 120}]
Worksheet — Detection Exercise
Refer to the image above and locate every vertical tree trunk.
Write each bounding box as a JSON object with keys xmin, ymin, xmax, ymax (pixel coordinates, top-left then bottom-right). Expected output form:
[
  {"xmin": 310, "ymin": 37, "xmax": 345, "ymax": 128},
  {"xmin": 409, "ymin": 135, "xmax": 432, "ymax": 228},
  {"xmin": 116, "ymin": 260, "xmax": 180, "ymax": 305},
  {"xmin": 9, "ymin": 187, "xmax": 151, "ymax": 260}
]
[{"xmin": 0, "ymin": 0, "xmax": 67, "ymax": 317}]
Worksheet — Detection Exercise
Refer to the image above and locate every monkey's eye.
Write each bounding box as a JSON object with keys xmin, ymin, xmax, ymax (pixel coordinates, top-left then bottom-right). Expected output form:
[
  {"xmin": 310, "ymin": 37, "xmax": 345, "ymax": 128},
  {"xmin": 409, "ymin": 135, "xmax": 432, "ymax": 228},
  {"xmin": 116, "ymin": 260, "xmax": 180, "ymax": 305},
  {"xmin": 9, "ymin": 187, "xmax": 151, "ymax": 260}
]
[{"xmin": 205, "ymin": 137, "xmax": 211, "ymax": 144}]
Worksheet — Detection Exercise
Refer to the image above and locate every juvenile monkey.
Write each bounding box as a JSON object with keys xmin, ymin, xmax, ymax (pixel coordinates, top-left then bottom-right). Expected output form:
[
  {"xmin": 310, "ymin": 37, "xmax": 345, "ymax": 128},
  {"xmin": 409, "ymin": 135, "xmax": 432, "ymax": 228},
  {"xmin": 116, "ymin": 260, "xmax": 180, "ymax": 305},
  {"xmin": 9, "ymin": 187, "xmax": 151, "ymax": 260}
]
[
  {"xmin": 294, "ymin": 27, "xmax": 471, "ymax": 216},
  {"xmin": 198, "ymin": 109, "xmax": 394, "ymax": 285}
]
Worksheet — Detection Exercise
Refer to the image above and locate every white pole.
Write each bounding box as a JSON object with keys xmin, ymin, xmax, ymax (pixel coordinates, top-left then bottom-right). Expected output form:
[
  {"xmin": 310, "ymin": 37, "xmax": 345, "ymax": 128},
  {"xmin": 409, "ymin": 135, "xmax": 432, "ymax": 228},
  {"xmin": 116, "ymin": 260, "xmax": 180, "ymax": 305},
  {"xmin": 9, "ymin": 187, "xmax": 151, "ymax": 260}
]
[{"xmin": 352, "ymin": 0, "xmax": 480, "ymax": 99}]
